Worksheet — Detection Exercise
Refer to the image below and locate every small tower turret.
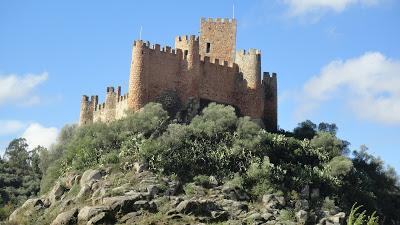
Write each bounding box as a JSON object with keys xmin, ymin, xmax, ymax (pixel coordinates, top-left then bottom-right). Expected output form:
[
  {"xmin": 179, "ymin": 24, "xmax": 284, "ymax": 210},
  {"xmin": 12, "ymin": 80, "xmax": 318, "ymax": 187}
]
[
  {"xmin": 79, "ymin": 95, "xmax": 93, "ymax": 126},
  {"xmin": 235, "ymin": 49, "xmax": 262, "ymax": 89}
]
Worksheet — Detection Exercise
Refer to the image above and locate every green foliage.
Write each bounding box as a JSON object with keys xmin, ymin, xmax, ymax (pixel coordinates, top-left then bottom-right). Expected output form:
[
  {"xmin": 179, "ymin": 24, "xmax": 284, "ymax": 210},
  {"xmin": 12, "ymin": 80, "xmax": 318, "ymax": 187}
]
[
  {"xmin": 278, "ymin": 209, "xmax": 296, "ymax": 222},
  {"xmin": 190, "ymin": 103, "xmax": 237, "ymax": 136},
  {"xmin": 15, "ymin": 102, "xmax": 397, "ymax": 224},
  {"xmin": 0, "ymin": 138, "xmax": 42, "ymax": 216},
  {"xmin": 122, "ymin": 102, "xmax": 169, "ymax": 137},
  {"xmin": 245, "ymin": 157, "xmax": 274, "ymax": 198},
  {"xmin": 40, "ymin": 160, "xmax": 64, "ymax": 194},
  {"xmin": 193, "ymin": 175, "xmax": 211, "ymax": 188},
  {"xmin": 322, "ymin": 197, "xmax": 336, "ymax": 212},
  {"xmin": 99, "ymin": 151, "xmax": 120, "ymax": 165},
  {"xmin": 347, "ymin": 204, "xmax": 379, "ymax": 225},
  {"xmin": 4, "ymin": 138, "xmax": 30, "ymax": 172},
  {"xmin": 293, "ymin": 120, "xmax": 317, "ymax": 140},
  {"xmin": 311, "ymin": 132, "xmax": 345, "ymax": 159},
  {"xmin": 328, "ymin": 156, "xmax": 353, "ymax": 177},
  {"xmin": 0, "ymin": 203, "xmax": 14, "ymax": 221}
]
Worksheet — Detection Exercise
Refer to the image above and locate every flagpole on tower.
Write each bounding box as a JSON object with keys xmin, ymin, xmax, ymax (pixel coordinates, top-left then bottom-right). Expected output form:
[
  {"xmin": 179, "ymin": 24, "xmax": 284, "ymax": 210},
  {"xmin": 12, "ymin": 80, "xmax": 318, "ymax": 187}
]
[
  {"xmin": 139, "ymin": 26, "xmax": 143, "ymax": 40},
  {"xmin": 232, "ymin": 3, "xmax": 235, "ymax": 19}
]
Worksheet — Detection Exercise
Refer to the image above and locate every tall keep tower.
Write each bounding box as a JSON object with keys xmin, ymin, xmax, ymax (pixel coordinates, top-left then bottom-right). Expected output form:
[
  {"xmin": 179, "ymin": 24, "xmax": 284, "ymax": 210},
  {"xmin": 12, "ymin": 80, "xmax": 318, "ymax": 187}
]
[{"xmin": 199, "ymin": 18, "xmax": 237, "ymax": 62}]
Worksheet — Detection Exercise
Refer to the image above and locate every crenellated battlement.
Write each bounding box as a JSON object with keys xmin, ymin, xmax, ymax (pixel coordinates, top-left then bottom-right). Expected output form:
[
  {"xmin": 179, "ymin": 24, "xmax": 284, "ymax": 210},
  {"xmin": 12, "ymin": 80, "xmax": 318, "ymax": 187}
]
[
  {"xmin": 263, "ymin": 72, "xmax": 277, "ymax": 80},
  {"xmin": 201, "ymin": 17, "xmax": 236, "ymax": 23},
  {"xmin": 175, "ymin": 35, "xmax": 199, "ymax": 43},
  {"xmin": 237, "ymin": 49, "xmax": 262, "ymax": 56},
  {"xmin": 200, "ymin": 56, "xmax": 236, "ymax": 68}
]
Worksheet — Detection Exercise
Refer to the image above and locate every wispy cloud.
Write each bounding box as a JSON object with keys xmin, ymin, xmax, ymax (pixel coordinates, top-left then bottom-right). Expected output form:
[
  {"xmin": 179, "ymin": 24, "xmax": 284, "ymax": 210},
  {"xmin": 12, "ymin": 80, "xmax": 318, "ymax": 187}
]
[
  {"xmin": 282, "ymin": 0, "xmax": 381, "ymax": 20},
  {"xmin": 297, "ymin": 52, "xmax": 400, "ymax": 124},
  {"xmin": 0, "ymin": 120, "xmax": 26, "ymax": 135},
  {"xmin": 0, "ymin": 72, "xmax": 48, "ymax": 106}
]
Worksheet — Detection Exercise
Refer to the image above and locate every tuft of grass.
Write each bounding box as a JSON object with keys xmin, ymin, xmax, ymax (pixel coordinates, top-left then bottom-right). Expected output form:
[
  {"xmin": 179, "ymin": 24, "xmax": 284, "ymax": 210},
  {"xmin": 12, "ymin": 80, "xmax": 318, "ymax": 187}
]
[{"xmin": 347, "ymin": 203, "xmax": 379, "ymax": 225}]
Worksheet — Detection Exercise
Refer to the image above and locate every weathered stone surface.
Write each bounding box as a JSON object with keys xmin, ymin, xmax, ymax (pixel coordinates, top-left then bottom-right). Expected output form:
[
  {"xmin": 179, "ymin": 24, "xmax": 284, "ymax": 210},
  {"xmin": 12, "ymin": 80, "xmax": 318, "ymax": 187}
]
[
  {"xmin": 176, "ymin": 200, "xmax": 222, "ymax": 217},
  {"xmin": 222, "ymin": 186, "xmax": 250, "ymax": 201},
  {"xmin": 318, "ymin": 212, "xmax": 346, "ymax": 225},
  {"xmin": 262, "ymin": 194, "xmax": 285, "ymax": 209},
  {"xmin": 9, "ymin": 198, "xmax": 44, "ymax": 222},
  {"xmin": 76, "ymin": 184, "xmax": 91, "ymax": 200},
  {"xmin": 50, "ymin": 207, "xmax": 78, "ymax": 225},
  {"xmin": 77, "ymin": 206, "xmax": 110, "ymax": 223},
  {"xmin": 102, "ymin": 193, "xmax": 143, "ymax": 213},
  {"xmin": 80, "ymin": 169, "xmax": 102, "ymax": 186},
  {"xmin": 296, "ymin": 210, "xmax": 308, "ymax": 223},
  {"xmin": 49, "ymin": 182, "xmax": 67, "ymax": 204}
]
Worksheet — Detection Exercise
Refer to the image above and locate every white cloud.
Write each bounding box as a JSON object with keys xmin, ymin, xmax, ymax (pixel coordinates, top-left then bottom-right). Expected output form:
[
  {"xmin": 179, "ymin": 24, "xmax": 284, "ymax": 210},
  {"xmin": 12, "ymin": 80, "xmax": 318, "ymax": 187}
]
[
  {"xmin": 282, "ymin": 0, "xmax": 381, "ymax": 17},
  {"xmin": 22, "ymin": 123, "xmax": 59, "ymax": 150},
  {"xmin": 299, "ymin": 52, "xmax": 400, "ymax": 124},
  {"xmin": 0, "ymin": 120, "xmax": 26, "ymax": 135},
  {"xmin": 0, "ymin": 72, "xmax": 48, "ymax": 106}
]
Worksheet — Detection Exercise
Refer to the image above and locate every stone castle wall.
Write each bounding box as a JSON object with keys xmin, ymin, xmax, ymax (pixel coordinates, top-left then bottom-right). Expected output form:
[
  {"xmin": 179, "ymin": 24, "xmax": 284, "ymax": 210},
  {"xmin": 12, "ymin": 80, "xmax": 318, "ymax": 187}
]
[
  {"xmin": 80, "ymin": 17, "xmax": 278, "ymax": 131},
  {"xmin": 199, "ymin": 18, "xmax": 236, "ymax": 63}
]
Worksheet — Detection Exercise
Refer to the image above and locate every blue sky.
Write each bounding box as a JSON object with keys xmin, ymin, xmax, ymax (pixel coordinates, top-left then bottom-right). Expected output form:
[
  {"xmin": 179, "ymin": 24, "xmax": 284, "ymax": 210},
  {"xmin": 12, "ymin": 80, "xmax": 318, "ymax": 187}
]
[{"xmin": 1, "ymin": 0, "xmax": 399, "ymax": 172}]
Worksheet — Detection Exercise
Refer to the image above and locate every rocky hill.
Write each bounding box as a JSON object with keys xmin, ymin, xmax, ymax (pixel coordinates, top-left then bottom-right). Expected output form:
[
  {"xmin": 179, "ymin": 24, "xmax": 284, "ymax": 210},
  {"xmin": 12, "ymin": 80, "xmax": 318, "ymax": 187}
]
[
  {"xmin": 7, "ymin": 166, "xmax": 346, "ymax": 225},
  {"xmin": 2, "ymin": 103, "xmax": 398, "ymax": 225}
]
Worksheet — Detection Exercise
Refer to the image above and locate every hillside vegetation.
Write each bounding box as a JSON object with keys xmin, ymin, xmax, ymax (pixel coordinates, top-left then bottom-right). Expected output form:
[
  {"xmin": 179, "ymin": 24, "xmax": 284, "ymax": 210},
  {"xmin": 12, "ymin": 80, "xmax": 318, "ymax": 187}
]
[{"xmin": 1, "ymin": 103, "xmax": 399, "ymax": 225}]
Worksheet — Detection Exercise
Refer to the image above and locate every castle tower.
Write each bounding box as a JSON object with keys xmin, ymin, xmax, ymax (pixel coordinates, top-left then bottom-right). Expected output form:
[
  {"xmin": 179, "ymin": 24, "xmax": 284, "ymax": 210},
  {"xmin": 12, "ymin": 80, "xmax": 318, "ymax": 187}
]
[
  {"xmin": 104, "ymin": 87, "xmax": 117, "ymax": 123},
  {"xmin": 79, "ymin": 95, "xmax": 97, "ymax": 126},
  {"xmin": 128, "ymin": 40, "xmax": 148, "ymax": 111},
  {"xmin": 262, "ymin": 72, "xmax": 278, "ymax": 131},
  {"xmin": 199, "ymin": 18, "xmax": 237, "ymax": 62},
  {"xmin": 235, "ymin": 49, "xmax": 262, "ymax": 89}
]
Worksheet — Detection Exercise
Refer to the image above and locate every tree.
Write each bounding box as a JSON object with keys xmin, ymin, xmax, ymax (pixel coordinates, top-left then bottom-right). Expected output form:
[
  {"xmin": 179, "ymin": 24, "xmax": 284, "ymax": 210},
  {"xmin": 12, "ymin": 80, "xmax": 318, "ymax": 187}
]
[
  {"xmin": 4, "ymin": 138, "xmax": 29, "ymax": 173},
  {"xmin": 293, "ymin": 120, "xmax": 317, "ymax": 140},
  {"xmin": 318, "ymin": 122, "xmax": 338, "ymax": 135}
]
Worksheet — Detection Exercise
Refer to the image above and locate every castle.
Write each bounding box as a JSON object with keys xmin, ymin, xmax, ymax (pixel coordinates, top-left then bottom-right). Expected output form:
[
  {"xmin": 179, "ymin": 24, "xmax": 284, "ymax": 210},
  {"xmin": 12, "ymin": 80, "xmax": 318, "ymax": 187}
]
[{"xmin": 79, "ymin": 18, "xmax": 278, "ymax": 131}]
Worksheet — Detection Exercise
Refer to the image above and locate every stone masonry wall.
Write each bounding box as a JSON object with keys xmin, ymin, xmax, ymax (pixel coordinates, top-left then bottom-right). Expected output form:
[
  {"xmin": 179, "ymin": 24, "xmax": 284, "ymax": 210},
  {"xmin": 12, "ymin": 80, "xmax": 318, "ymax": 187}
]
[{"xmin": 199, "ymin": 18, "xmax": 236, "ymax": 63}]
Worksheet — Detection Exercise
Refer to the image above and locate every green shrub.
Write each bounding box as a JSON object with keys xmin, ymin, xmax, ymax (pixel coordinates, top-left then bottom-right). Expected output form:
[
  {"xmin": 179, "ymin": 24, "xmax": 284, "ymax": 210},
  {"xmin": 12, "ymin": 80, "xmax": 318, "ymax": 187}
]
[
  {"xmin": 245, "ymin": 157, "xmax": 275, "ymax": 198},
  {"xmin": 327, "ymin": 156, "xmax": 353, "ymax": 177},
  {"xmin": 99, "ymin": 151, "xmax": 119, "ymax": 165},
  {"xmin": 0, "ymin": 203, "xmax": 14, "ymax": 221},
  {"xmin": 193, "ymin": 175, "xmax": 211, "ymax": 188},
  {"xmin": 190, "ymin": 103, "xmax": 237, "ymax": 136}
]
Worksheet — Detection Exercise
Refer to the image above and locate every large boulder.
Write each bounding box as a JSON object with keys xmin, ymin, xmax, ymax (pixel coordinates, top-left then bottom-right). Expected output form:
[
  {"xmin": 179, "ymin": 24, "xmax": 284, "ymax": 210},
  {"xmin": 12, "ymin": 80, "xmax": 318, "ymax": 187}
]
[
  {"xmin": 262, "ymin": 194, "xmax": 286, "ymax": 210},
  {"xmin": 80, "ymin": 169, "xmax": 102, "ymax": 187},
  {"xmin": 49, "ymin": 182, "xmax": 67, "ymax": 204},
  {"xmin": 318, "ymin": 212, "xmax": 346, "ymax": 225},
  {"xmin": 176, "ymin": 200, "xmax": 222, "ymax": 216},
  {"xmin": 9, "ymin": 198, "xmax": 44, "ymax": 222},
  {"xmin": 50, "ymin": 207, "xmax": 78, "ymax": 225},
  {"xmin": 222, "ymin": 186, "xmax": 250, "ymax": 201},
  {"xmin": 77, "ymin": 206, "xmax": 110, "ymax": 224},
  {"xmin": 102, "ymin": 193, "xmax": 143, "ymax": 213},
  {"xmin": 76, "ymin": 184, "xmax": 91, "ymax": 200}
]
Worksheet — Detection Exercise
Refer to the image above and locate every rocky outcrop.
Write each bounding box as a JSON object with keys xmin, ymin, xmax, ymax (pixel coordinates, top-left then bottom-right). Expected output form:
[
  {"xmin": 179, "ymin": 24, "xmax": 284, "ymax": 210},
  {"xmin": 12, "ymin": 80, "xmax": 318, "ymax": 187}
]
[
  {"xmin": 50, "ymin": 207, "xmax": 78, "ymax": 225},
  {"xmin": 8, "ymin": 167, "xmax": 346, "ymax": 225}
]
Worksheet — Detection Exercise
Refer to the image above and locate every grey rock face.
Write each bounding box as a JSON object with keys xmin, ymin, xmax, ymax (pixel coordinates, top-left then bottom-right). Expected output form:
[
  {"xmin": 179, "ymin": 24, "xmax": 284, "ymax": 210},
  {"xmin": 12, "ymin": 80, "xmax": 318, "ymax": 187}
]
[
  {"xmin": 80, "ymin": 169, "xmax": 102, "ymax": 186},
  {"xmin": 262, "ymin": 194, "xmax": 286, "ymax": 210},
  {"xmin": 77, "ymin": 206, "xmax": 110, "ymax": 223},
  {"xmin": 50, "ymin": 207, "xmax": 78, "ymax": 225}
]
